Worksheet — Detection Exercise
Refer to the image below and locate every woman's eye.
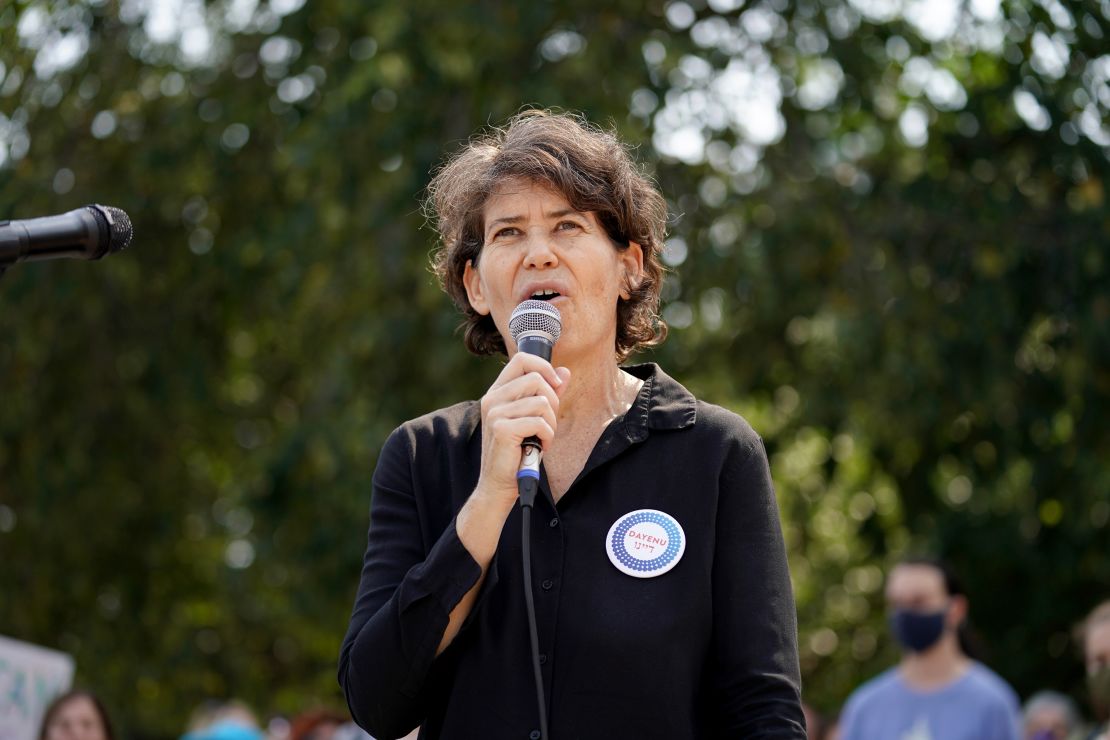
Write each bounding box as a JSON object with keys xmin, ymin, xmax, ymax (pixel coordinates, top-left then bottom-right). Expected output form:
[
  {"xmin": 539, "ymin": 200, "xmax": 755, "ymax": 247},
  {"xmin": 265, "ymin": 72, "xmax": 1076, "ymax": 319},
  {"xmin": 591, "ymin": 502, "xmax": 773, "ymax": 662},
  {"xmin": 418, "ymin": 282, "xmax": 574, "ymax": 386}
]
[
  {"xmin": 557, "ymin": 221, "xmax": 581, "ymax": 231},
  {"xmin": 493, "ymin": 227, "xmax": 520, "ymax": 239}
]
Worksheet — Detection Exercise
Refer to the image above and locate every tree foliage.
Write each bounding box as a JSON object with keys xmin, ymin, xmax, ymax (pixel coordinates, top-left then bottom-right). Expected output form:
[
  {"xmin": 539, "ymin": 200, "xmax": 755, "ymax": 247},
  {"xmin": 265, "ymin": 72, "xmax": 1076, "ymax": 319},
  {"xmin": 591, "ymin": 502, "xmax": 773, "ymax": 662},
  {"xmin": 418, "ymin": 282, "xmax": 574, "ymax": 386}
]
[{"xmin": 1, "ymin": 0, "xmax": 1107, "ymax": 734}]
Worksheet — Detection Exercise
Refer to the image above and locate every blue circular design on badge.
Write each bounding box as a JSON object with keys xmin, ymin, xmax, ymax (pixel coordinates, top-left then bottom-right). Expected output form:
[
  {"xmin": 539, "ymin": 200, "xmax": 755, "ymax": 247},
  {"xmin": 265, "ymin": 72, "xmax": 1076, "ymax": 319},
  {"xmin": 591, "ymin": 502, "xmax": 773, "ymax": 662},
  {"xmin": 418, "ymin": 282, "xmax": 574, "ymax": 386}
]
[{"xmin": 605, "ymin": 509, "xmax": 686, "ymax": 578}]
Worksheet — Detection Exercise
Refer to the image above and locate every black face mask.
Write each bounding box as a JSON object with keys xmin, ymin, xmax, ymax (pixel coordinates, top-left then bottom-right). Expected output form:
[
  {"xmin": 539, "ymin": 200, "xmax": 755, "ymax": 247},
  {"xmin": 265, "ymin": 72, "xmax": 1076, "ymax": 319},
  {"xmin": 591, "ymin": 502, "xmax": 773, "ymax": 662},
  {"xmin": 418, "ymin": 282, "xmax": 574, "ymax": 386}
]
[{"xmin": 889, "ymin": 607, "xmax": 948, "ymax": 653}]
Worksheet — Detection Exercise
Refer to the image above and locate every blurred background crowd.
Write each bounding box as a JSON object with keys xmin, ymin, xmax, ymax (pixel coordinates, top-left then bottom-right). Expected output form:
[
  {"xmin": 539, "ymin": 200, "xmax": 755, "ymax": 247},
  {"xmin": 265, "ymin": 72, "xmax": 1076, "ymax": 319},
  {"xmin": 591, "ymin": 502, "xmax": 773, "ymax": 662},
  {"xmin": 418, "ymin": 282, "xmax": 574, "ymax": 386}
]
[
  {"xmin": 29, "ymin": 587, "xmax": 1110, "ymax": 740},
  {"xmin": 1, "ymin": 0, "xmax": 1107, "ymax": 737}
]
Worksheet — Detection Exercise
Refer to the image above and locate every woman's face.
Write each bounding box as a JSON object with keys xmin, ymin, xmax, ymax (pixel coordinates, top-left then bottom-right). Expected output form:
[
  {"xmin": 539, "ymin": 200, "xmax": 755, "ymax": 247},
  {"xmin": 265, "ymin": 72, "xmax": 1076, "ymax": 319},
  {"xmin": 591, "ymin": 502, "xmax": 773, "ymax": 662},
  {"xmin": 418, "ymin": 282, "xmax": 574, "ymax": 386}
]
[
  {"xmin": 45, "ymin": 696, "xmax": 107, "ymax": 740},
  {"xmin": 463, "ymin": 179, "xmax": 643, "ymax": 364}
]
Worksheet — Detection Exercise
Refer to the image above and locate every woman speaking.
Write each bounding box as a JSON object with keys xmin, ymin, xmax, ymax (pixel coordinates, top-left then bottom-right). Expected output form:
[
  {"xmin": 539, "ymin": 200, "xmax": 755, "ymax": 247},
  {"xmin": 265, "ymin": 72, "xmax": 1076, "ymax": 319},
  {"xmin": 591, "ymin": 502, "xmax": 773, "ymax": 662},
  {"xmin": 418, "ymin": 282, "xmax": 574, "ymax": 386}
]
[{"xmin": 338, "ymin": 110, "xmax": 805, "ymax": 739}]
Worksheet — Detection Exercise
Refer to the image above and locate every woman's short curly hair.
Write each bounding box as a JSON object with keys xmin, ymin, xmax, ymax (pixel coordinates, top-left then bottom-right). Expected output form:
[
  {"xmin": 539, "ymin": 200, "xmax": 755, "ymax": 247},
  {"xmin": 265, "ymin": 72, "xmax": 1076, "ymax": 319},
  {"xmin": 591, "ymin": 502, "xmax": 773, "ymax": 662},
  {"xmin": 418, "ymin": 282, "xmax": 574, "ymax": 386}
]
[{"xmin": 426, "ymin": 109, "xmax": 668, "ymax": 360}]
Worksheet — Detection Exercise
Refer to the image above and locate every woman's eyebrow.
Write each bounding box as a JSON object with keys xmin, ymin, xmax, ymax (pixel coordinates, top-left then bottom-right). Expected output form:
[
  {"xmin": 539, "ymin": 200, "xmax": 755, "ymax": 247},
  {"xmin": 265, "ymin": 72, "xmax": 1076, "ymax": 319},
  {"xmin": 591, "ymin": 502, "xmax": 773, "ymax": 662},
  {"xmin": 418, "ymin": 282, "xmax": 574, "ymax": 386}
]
[
  {"xmin": 487, "ymin": 209, "xmax": 586, "ymax": 234},
  {"xmin": 486, "ymin": 215, "xmax": 525, "ymax": 233},
  {"xmin": 545, "ymin": 208, "xmax": 583, "ymax": 219}
]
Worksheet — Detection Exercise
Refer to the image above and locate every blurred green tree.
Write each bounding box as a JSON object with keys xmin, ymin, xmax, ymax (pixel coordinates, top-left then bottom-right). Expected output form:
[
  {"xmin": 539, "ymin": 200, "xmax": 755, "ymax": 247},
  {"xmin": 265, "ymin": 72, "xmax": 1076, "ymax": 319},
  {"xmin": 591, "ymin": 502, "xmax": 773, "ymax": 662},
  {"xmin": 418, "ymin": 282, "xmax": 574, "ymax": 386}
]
[{"xmin": 1, "ymin": 0, "xmax": 1106, "ymax": 734}]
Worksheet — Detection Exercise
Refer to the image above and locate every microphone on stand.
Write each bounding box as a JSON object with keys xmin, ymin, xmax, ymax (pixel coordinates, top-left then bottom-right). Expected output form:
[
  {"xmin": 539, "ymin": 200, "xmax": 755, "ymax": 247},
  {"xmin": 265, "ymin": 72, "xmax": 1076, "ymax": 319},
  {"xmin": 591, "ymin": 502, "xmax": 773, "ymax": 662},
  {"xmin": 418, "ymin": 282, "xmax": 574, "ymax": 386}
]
[
  {"xmin": 0, "ymin": 205, "xmax": 133, "ymax": 273},
  {"xmin": 508, "ymin": 298, "xmax": 563, "ymax": 500}
]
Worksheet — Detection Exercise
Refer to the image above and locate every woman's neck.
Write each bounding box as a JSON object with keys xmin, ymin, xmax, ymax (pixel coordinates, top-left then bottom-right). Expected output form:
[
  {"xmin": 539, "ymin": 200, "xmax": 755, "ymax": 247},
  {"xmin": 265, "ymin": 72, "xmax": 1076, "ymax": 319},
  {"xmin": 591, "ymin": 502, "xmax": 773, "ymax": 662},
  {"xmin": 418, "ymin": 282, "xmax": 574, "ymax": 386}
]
[{"xmin": 554, "ymin": 356, "xmax": 642, "ymax": 438}]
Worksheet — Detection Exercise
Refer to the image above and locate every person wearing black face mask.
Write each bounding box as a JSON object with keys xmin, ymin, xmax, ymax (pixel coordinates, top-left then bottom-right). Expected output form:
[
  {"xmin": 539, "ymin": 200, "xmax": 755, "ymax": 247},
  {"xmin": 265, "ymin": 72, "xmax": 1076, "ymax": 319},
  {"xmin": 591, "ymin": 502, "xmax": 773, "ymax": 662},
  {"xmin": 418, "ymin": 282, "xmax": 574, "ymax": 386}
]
[{"xmin": 839, "ymin": 558, "xmax": 1021, "ymax": 740}]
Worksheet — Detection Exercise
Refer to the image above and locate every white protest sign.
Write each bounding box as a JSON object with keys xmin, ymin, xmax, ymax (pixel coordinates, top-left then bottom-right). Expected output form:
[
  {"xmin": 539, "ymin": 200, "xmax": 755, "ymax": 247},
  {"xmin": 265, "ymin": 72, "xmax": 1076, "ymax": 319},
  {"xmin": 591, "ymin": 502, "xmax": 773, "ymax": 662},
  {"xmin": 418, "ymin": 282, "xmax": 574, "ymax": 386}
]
[{"xmin": 0, "ymin": 635, "xmax": 75, "ymax": 740}]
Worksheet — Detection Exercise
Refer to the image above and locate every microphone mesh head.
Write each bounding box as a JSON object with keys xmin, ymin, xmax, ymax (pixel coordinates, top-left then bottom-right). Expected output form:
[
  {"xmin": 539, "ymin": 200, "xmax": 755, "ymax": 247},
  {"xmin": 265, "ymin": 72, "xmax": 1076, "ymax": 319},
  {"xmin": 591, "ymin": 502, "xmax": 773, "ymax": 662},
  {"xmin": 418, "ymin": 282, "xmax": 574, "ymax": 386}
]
[
  {"xmin": 99, "ymin": 205, "xmax": 133, "ymax": 252},
  {"xmin": 509, "ymin": 299, "xmax": 562, "ymax": 344},
  {"xmin": 85, "ymin": 205, "xmax": 134, "ymax": 254}
]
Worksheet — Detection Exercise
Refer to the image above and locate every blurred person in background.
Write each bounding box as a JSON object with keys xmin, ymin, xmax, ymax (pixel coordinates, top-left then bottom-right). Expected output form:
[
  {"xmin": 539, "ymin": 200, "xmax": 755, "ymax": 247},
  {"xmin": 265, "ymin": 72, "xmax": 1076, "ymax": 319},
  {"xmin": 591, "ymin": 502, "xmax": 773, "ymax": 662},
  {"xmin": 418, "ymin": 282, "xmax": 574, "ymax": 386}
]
[
  {"xmin": 328, "ymin": 722, "xmax": 383, "ymax": 740},
  {"xmin": 338, "ymin": 109, "xmax": 805, "ymax": 739},
  {"xmin": 1022, "ymin": 690, "xmax": 1081, "ymax": 740},
  {"xmin": 285, "ymin": 709, "xmax": 413, "ymax": 740},
  {"xmin": 288, "ymin": 709, "xmax": 346, "ymax": 740},
  {"xmin": 181, "ymin": 700, "xmax": 265, "ymax": 740},
  {"xmin": 287, "ymin": 709, "xmax": 407, "ymax": 740},
  {"xmin": 801, "ymin": 702, "xmax": 824, "ymax": 739},
  {"xmin": 800, "ymin": 702, "xmax": 841, "ymax": 740},
  {"xmin": 1078, "ymin": 600, "xmax": 1110, "ymax": 740},
  {"xmin": 38, "ymin": 690, "xmax": 114, "ymax": 740},
  {"xmin": 286, "ymin": 710, "xmax": 399, "ymax": 740},
  {"xmin": 838, "ymin": 557, "xmax": 1020, "ymax": 740}
]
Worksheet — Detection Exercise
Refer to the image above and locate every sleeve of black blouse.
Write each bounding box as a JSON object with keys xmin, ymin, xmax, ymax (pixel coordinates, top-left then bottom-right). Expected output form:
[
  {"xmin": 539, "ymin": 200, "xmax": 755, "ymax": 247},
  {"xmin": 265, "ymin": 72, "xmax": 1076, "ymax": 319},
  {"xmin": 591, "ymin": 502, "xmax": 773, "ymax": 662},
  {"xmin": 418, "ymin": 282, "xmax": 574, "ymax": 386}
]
[
  {"xmin": 337, "ymin": 426, "xmax": 483, "ymax": 739},
  {"xmin": 711, "ymin": 434, "xmax": 807, "ymax": 738}
]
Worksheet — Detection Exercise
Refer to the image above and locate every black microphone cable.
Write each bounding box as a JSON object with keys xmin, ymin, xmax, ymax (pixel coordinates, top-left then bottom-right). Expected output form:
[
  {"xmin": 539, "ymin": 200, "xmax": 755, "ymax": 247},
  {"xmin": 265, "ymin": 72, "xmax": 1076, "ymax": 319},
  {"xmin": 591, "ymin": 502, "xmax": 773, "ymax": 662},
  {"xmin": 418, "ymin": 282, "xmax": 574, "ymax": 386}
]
[{"xmin": 517, "ymin": 470, "xmax": 549, "ymax": 740}]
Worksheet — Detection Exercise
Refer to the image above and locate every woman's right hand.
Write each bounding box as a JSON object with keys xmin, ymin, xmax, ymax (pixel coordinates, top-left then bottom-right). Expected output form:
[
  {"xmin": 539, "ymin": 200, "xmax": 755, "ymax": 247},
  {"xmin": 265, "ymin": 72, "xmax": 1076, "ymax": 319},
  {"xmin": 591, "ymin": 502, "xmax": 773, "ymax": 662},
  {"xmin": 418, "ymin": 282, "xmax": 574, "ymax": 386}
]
[
  {"xmin": 474, "ymin": 352, "xmax": 571, "ymax": 505},
  {"xmin": 440, "ymin": 354, "xmax": 569, "ymax": 655}
]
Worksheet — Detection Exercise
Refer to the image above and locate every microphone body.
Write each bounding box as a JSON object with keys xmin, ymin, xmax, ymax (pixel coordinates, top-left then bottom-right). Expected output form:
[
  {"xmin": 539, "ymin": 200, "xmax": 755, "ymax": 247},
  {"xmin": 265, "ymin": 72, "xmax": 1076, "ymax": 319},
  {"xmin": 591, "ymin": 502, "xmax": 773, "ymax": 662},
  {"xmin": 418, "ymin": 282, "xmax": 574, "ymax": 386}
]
[
  {"xmin": 508, "ymin": 300, "xmax": 563, "ymax": 489},
  {"xmin": 0, "ymin": 205, "xmax": 133, "ymax": 269},
  {"xmin": 518, "ymin": 335, "xmax": 554, "ymax": 481},
  {"xmin": 516, "ymin": 334, "xmax": 555, "ymax": 363}
]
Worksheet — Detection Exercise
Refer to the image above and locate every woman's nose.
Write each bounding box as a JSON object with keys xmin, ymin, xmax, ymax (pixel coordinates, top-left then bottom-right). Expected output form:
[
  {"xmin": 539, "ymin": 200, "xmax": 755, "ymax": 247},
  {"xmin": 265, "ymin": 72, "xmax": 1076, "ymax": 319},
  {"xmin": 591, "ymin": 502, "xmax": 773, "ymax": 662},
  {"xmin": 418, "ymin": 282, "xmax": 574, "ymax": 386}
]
[{"xmin": 522, "ymin": 234, "xmax": 558, "ymax": 268}]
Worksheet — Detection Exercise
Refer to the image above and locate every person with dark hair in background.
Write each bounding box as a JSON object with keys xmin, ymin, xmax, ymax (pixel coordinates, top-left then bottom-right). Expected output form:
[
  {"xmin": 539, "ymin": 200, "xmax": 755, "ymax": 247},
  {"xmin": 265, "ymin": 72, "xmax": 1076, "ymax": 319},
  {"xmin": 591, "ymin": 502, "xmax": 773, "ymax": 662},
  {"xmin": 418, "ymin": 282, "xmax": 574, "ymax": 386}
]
[
  {"xmin": 801, "ymin": 702, "xmax": 824, "ymax": 740},
  {"xmin": 337, "ymin": 109, "xmax": 805, "ymax": 739},
  {"xmin": 800, "ymin": 703, "xmax": 841, "ymax": 740},
  {"xmin": 288, "ymin": 709, "xmax": 349, "ymax": 740},
  {"xmin": 1078, "ymin": 600, "xmax": 1110, "ymax": 740},
  {"xmin": 38, "ymin": 690, "xmax": 114, "ymax": 740},
  {"xmin": 839, "ymin": 557, "xmax": 1020, "ymax": 740}
]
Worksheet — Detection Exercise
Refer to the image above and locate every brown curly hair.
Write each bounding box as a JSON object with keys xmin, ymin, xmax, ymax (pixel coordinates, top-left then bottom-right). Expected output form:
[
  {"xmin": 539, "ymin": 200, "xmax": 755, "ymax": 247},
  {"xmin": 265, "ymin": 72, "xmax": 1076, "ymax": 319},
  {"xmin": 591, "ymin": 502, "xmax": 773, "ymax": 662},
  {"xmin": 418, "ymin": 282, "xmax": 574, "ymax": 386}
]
[{"xmin": 426, "ymin": 109, "xmax": 668, "ymax": 360}]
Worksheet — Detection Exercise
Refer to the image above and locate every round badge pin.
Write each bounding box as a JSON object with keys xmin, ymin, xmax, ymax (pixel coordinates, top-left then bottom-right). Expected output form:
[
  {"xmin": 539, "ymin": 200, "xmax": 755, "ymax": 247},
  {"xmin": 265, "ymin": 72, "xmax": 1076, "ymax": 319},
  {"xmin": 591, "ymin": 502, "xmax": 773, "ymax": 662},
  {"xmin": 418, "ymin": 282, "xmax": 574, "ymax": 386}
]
[{"xmin": 605, "ymin": 509, "xmax": 686, "ymax": 578}]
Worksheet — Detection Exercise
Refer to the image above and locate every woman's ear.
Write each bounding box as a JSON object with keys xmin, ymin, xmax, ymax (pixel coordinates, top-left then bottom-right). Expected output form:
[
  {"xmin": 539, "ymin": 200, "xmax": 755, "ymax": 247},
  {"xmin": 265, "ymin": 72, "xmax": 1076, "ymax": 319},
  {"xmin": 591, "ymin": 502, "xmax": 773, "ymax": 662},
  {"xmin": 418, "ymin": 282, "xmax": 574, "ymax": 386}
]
[
  {"xmin": 620, "ymin": 241, "xmax": 646, "ymax": 300},
  {"xmin": 462, "ymin": 259, "xmax": 490, "ymax": 315}
]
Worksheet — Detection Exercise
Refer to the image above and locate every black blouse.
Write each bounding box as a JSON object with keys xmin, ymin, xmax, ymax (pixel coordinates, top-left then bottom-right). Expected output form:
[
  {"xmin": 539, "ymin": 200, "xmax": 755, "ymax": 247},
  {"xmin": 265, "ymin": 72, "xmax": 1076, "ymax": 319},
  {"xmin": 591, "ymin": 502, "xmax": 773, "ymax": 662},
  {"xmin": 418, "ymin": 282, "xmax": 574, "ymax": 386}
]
[{"xmin": 339, "ymin": 363, "xmax": 805, "ymax": 739}]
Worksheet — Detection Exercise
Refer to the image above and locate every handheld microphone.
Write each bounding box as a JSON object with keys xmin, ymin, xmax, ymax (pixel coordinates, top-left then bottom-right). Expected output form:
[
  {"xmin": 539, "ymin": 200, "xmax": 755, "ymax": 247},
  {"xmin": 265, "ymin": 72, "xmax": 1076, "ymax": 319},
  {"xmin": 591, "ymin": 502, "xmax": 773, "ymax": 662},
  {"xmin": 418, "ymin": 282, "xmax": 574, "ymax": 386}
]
[
  {"xmin": 507, "ymin": 298, "xmax": 561, "ymax": 740},
  {"xmin": 0, "ymin": 205, "xmax": 134, "ymax": 270},
  {"xmin": 508, "ymin": 299, "xmax": 562, "ymax": 499}
]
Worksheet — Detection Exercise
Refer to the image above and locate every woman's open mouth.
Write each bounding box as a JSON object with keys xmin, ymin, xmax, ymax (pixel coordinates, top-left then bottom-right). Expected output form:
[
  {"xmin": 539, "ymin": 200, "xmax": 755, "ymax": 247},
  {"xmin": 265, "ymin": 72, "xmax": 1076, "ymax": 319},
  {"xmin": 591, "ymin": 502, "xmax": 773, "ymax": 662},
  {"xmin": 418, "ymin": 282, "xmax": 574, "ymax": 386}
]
[{"xmin": 531, "ymin": 289, "xmax": 561, "ymax": 301}]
